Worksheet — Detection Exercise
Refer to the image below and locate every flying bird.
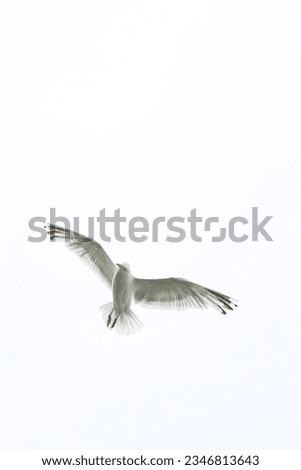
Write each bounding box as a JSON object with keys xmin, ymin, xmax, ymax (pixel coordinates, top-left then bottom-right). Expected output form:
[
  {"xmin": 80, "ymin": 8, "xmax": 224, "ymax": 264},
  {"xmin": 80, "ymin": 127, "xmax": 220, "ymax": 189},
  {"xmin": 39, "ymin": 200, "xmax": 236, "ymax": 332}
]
[{"xmin": 45, "ymin": 224, "xmax": 237, "ymax": 335}]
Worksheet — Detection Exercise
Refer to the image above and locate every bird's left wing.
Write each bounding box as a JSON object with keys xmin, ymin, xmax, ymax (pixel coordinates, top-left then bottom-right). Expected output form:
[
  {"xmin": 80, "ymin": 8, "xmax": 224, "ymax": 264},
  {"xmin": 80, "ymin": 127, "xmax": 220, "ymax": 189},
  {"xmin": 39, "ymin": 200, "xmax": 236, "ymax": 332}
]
[
  {"xmin": 45, "ymin": 224, "xmax": 117, "ymax": 287},
  {"xmin": 133, "ymin": 277, "xmax": 237, "ymax": 314}
]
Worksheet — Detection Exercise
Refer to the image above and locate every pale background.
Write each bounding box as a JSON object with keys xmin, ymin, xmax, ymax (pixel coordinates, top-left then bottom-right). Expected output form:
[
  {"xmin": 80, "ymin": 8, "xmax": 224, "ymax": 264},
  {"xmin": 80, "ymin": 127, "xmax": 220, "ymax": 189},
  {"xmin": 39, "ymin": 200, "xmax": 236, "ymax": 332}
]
[{"xmin": 0, "ymin": 0, "xmax": 300, "ymax": 449}]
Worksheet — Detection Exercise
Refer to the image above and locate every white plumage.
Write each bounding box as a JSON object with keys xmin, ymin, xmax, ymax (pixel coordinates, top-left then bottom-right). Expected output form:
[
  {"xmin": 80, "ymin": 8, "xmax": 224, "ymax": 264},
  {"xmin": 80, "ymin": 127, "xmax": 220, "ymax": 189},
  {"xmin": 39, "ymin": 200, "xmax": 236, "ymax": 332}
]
[{"xmin": 46, "ymin": 224, "xmax": 237, "ymax": 335}]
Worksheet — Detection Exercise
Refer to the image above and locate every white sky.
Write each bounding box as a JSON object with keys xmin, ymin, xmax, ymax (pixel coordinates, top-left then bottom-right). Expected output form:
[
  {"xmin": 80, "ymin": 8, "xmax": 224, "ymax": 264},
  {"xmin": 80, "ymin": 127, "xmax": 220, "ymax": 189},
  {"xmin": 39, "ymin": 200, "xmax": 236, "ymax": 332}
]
[{"xmin": 0, "ymin": 0, "xmax": 300, "ymax": 450}]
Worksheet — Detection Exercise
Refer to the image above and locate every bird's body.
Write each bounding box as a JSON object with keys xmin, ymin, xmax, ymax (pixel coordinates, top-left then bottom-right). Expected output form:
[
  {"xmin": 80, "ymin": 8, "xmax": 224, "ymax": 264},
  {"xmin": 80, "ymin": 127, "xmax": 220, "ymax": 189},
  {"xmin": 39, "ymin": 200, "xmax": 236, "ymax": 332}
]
[
  {"xmin": 45, "ymin": 224, "xmax": 238, "ymax": 335},
  {"xmin": 107, "ymin": 264, "xmax": 135, "ymax": 330},
  {"xmin": 112, "ymin": 264, "xmax": 133, "ymax": 314}
]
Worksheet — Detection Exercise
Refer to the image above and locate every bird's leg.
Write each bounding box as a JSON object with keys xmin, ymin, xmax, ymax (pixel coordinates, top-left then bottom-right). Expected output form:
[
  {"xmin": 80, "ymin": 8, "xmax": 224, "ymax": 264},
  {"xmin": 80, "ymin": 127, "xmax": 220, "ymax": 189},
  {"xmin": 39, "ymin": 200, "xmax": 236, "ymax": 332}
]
[
  {"xmin": 111, "ymin": 315, "xmax": 120, "ymax": 329},
  {"xmin": 107, "ymin": 308, "xmax": 114, "ymax": 327}
]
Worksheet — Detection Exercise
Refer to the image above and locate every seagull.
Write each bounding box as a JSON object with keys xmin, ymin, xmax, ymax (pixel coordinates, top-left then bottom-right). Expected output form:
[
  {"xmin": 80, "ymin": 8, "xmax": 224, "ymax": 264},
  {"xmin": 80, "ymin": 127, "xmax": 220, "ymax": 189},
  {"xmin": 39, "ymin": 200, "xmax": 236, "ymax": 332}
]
[{"xmin": 45, "ymin": 224, "xmax": 238, "ymax": 335}]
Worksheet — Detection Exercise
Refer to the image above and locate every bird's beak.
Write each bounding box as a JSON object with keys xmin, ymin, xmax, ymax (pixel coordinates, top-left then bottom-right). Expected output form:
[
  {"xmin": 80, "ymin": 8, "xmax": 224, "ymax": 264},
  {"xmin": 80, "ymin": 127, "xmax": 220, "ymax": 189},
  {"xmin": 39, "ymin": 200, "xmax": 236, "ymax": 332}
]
[{"xmin": 116, "ymin": 263, "xmax": 121, "ymax": 268}]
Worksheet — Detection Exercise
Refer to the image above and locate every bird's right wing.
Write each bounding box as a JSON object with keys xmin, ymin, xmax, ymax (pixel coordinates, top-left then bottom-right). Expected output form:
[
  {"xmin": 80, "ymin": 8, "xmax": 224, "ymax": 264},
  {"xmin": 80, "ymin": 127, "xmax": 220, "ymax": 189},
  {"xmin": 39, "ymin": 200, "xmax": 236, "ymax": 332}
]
[
  {"xmin": 133, "ymin": 277, "xmax": 237, "ymax": 314},
  {"xmin": 45, "ymin": 224, "xmax": 117, "ymax": 288}
]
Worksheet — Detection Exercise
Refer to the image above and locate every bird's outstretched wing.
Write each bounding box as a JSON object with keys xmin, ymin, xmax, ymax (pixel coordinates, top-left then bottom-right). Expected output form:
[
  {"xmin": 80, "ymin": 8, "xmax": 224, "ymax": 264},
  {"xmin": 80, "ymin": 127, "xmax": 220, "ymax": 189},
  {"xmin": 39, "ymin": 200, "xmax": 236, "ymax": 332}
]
[
  {"xmin": 133, "ymin": 277, "xmax": 237, "ymax": 314},
  {"xmin": 45, "ymin": 224, "xmax": 117, "ymax": 287}
]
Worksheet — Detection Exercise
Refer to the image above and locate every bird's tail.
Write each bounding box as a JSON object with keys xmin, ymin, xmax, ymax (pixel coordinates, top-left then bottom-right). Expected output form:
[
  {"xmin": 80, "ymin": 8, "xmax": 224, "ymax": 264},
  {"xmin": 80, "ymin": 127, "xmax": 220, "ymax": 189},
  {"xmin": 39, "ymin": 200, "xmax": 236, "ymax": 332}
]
[{"xmin": 100, "ymin": 302, "xmax": 143, "ymax": 335}]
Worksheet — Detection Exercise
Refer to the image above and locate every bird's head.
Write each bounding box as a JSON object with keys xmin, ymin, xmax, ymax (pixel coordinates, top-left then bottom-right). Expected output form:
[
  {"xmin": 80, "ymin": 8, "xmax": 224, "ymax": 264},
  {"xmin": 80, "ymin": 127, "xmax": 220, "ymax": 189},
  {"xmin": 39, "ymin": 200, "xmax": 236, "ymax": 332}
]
[{"xmin": 116, "ymin": 262, "xmax": 131, "ymax": 273}]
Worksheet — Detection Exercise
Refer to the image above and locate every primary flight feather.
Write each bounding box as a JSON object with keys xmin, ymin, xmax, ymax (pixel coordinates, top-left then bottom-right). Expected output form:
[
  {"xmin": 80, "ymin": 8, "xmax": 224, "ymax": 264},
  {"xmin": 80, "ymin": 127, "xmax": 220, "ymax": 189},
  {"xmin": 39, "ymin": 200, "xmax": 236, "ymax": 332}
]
[{"xmin": 45, "ymin": 224, "xmax": 237, "ymax": 335}]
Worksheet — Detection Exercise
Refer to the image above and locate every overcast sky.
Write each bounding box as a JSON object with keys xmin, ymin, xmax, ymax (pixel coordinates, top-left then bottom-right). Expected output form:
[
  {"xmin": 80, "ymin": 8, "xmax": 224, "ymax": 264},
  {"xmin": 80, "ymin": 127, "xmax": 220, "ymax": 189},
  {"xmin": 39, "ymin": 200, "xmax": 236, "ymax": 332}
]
[{"xmin": 0, "ymin": 0, "xmax": 300, "ymax": 450}]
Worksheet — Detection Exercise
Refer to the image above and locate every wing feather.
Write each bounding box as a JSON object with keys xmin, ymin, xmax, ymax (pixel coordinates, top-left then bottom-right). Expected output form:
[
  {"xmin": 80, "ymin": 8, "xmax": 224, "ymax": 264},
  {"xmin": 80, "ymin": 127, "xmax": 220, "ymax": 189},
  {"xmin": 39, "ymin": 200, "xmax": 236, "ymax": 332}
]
[
  {"xmin": 133, "ymin": 277, "xmax": 237, "ymax": 314},
  {"xmin": 45, "ymin": 224, "xmax": 117, "ymax": 287}
]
